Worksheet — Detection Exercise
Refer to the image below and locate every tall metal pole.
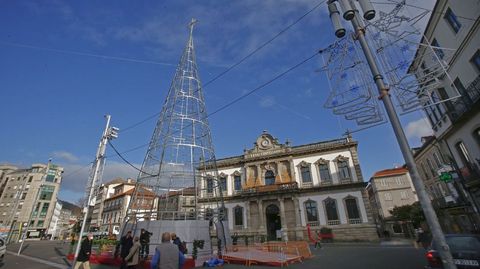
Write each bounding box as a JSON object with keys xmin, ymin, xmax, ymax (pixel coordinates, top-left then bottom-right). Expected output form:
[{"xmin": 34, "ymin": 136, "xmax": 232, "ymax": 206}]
[
  {"xmin": 71, "ymin": 115, "xmax": 112, "ymax": 268},
  {"xmin": 17, "ymin": 160, "xmax": 50, "ymax": 255},
  {"xmin": 340, "ymin": 2, "xmax": 455, "ymax": 268}
]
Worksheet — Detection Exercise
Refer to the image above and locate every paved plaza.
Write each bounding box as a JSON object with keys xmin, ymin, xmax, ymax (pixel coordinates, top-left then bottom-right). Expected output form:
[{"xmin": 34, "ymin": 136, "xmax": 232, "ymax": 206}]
[{"xmin": 2, "ymin": 239, "xmax": 428, "ymax": 269}]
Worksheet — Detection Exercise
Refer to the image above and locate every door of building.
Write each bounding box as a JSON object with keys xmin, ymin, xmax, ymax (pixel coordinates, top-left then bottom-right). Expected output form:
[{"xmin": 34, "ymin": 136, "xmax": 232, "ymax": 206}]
[{"xmin": 266, "ymin": 204, "xmax": 281, "ymax": 241}]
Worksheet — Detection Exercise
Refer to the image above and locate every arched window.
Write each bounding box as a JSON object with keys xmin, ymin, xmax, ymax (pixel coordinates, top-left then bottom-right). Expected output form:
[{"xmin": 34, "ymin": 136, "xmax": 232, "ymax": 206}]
[
  {"xmin": 317, "ymin": 159, "xmax": 332, "ymax": 182},
  {"xmin": 324, "ymin": 198, "xmax": 340, "ymax": 225},
  {"xmin": 344, "ymin": 197, "xmax": 361, "ymax": 224},
  {"xmin": 304, "ymin": 200, "xmax": 319, "ymax": 223},
  {"xmin": 337, "ymin": 160, "xmax": 351, "ymax": 180},
  {"xmin": 299, "ymin": 162, "xmax": 312, "ymax": 183},
  {"xmin": 234, "ymin": 206, "xmax": 243, "ymax": 226},
  {"xmin": 265, "ymin": 170, "xmax": 275, "ymax": 185}
]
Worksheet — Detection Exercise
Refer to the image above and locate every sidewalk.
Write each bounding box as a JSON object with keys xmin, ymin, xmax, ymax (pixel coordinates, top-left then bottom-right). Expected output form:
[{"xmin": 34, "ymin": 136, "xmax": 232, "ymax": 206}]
[{"xmin": 7, "ymin": 240, "xmax": 115, "ymax": 269}]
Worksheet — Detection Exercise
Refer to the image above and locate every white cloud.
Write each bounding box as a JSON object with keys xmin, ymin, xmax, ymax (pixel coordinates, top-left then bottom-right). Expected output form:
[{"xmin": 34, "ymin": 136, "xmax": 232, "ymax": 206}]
[
  {"xmin": 58, "ymin": 160, "xmax": 139, "ymax": 203},
  {"xmin": 405, "ymin": 117, "xmax": 432, "ymax": 140},
  {"xmin": 259, "ymin": 95, "xmax": 276, "ymax": 108},
  {"xmin": 52, "ymin": 150, "xmax": 79, "ymax": 163}
]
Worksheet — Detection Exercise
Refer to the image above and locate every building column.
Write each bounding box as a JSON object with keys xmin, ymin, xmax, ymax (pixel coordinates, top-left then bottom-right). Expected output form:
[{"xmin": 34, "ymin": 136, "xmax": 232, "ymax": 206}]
[
  {"xmin": 275, "ymin": 162, "xmax": 282, "ymax": 183},
  {"xmin": 293, "ymin": 197, "xmax": 304, "ymax": 240},
  {"xmin": 256, "ymin": 164, "xmax": 262, "ymax": 186},
  {"xmin": 258, "ymin": 200, "xmax": 265, "ymax": 230},
  {"xmin": 245, "ymin": 201, "xmax": 250, "ymax": 229},
  {"xmin": 289, "ymin": 159, "xmax": 296, "ymax": 183},
  {"xmin": 278, "ymin": 198, "xmax": 287, "ymax": 229}
]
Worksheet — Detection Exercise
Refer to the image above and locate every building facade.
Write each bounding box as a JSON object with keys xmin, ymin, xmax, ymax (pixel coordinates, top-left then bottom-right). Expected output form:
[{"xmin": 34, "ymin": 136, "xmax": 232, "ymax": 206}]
[
  {"xmin": 47, "ymin": 200, "xmax": 62, "ymax": 239},
  {"xmin": 101, "ymin": 183, "xmax": 157, "ymax": 235},
  {"xmin": 199, "ymin": 132, "xmax": 377, "ymax": 241},
  {"xmin": 90, "ymin": 178, "xmax": 129, "ymax": 232},
  {"xmin": 0, "ymin": 163, "xmax": 63, "ymax": 241},
  {"xmin": 409, "ymin": 0, "xmax": 480, "ymax": 223},
  {"xmin": 413, "ymin": 136, "xmax": 480, "ymax": 233},
  {"xmin": 367, "ymin": 167, "xmax": 418, "ymax": 236}
]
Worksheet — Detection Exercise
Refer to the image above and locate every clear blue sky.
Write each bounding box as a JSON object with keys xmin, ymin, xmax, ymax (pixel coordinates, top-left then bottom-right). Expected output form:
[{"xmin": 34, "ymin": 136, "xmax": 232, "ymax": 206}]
[{"xmin": 0, "ymin": 0, "xmax": 434, "ymax": 204}]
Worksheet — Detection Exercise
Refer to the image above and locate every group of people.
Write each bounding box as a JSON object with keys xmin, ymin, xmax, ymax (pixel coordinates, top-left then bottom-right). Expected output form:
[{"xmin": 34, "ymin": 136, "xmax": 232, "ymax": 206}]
[
  {"xmin": 74, "ymin": 229, "xmax": 187, "ymax": 269},
  {"xmin": 73, "ymin": 229, "xmax": 186, "ymax": 269},
  {"xmin": 117, "ymin": 229, "xmax": 186, "ymax": 269}
]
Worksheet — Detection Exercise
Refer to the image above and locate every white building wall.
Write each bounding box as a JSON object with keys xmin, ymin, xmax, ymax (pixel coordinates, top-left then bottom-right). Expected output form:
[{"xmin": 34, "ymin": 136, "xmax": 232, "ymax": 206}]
[
  {"xmin": 292, "ymin": 149, "xmax": 356, "ymax": 186},
  {"xmin": 297, "ymin": 190, "xmax": 367, "ymax": 226}
]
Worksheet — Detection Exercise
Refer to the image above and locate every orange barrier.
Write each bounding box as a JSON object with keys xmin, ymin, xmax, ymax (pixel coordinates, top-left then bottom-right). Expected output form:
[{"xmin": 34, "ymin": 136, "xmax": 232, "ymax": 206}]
[{"xmin": 222, "ymin": 241, "xmax": 308, "ymax": 267}]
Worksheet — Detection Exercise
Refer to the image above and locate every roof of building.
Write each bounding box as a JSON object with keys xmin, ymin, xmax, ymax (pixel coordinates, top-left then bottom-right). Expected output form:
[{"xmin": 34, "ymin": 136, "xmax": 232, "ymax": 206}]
[
  {"xmin": 105, "ymin": 186, "xmax": 156, "ymax": 201},
  {"xmin": 372, "ymin": 167, "xmax": 408, "ymax": 178}
]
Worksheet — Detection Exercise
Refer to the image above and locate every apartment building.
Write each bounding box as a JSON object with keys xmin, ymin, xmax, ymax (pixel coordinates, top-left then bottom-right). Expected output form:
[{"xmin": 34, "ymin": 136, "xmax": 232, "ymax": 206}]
[
  {"xmin": 0, "ymin": 162, "xmax": 63, "ymax": 241},
  {"xmin": 367, "ymin": 167, "xmax": 418, "ymax": 236}
]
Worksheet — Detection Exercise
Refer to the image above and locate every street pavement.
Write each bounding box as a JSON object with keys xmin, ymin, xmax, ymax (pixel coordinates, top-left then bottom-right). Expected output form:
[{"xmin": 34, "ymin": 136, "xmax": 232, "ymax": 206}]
[{"xmin": 3, "ymin": 239, "xmax": 429, "ymax": 269}]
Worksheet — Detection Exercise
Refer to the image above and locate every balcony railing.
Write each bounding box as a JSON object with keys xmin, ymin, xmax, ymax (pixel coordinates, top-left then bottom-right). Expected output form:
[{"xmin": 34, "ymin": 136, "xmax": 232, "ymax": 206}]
[
  {"xmin": 327, "ymin": 220, "xmax": 340, "ymax": 225},
  {"xmin": 348, "ymin": 218, "xmax": 362, "ymax": 224},
  {"xmin": 243, "ymin": 182, "xmax": 298, "ymax": 193},
  {"xmin": 449, "ymin": 75, "xmax": 480, "ymax": 122}
]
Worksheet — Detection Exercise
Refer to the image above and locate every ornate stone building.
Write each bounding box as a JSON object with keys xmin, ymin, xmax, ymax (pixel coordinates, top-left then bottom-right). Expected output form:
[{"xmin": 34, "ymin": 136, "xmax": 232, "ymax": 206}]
[{"xmin": 199, "ymin": 132, "xmax": 378, "ymax": 241}]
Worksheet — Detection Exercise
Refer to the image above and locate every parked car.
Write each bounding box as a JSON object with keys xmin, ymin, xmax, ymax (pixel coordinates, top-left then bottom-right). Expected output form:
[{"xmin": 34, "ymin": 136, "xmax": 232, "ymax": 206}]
[
  {"xmin": 425, "ymin": 234, "xmax": 480, "ymax": 268},
  {"xmin": 0, "ymin": 237, "xmax": 5, "ymax": 262}
]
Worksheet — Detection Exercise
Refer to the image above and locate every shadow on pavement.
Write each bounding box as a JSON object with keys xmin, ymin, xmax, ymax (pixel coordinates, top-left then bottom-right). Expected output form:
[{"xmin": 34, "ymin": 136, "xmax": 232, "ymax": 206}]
[{"xmin": 54, "ymin": 247, "xmax": 71, "ymax": 266}]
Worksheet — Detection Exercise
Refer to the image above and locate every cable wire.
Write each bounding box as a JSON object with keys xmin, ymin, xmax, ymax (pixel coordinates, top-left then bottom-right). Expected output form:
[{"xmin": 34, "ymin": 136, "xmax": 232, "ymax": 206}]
[
  {"xmin": 118, "ymin": 0, "xmax": 326, "ymax": 133},
  {"xmin": 107, "ymin": 51, "xmax": 320, "ymax": 169}
]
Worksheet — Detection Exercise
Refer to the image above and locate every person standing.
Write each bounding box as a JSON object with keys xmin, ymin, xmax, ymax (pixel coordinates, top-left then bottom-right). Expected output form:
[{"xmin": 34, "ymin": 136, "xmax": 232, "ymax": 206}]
[
  {"xmin": 120, "ymin": 231, "xmax": 134, "ymax": 269},
  {"xmin": 150, "ymin": 232, "xmax": 185, "ymax": 269},
  {"xmin": 74, "ymin": 233, "xmax": 93, "ymax": 269},
  {"xmin": 171, "ymin": 233, "xmax": 186, "ymax": 254},
  {"xmin": 124, "ymin": 236, "xmax": 141, "ymax": 269},
  {"xmin": 140, "ymin": 228, "xmax": 152, "ymax": 259}
]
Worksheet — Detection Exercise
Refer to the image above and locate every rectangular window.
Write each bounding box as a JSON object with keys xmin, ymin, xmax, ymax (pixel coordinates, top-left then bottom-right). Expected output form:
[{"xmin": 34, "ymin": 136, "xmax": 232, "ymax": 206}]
[
  {"xmin": 455, "ymin": 141, "xmax": 472, "ymax": 167},
  {"xmin": 234, "ymin": 175, "xmax": 242, "ymax": 191},
  {"xmin": 381, "ymin": 179, "xmax": 387, "ymax": 186},
  {"xmin": 395, "ymin": 178, "xmax": 403, "ymax": 185},
  {"xmin": 40, "ymin": 186, "xmax": 55, "ymax": 200},
  {"xmin": 471, "ymin": 50, "xmax": 480, "ymax": 73},
  {"xmin": 220, "ymin": 177, "xmax": 227, "ymax": 192},
  {"xmin": 400, "ymin": 191, "xmax": 408, "ymax": 200},
  {"xmin": 37, "ymin": 220, "xmax": 44, "ymax": 227},
  {"xmin": 40, "ymin": 202, "xmax": 49, "ymax": 217},
  {"xmin": 426, "ymin": 159, "xmax": 436, "ymax": 177},
  {"xmin": 433, "ymin": 152, "xmax": 442, "ymax": 168},
  {"xmin": 337, "ymin": 160, "xmax": 351, "ymax": 179},
  {"xmin": 431, "ymin": 39, "xmax": 444, "ymax": 59},
  {"xmin": 300, "ymin": 166, "xmax": 312, "ymax": 183},
  {"xmin": 444, "ymin": 7, "xmax": 462, "ymax": 33},
  {"xmin": 318, "ymin": 163, "xmax": 331, "ymax": 181},
  {"xmin": 28, "ymin": 176, "xmax": 33, "ymax": 182},
  {"xmin": 384, "ymin": 193, "xmax": 392, "ymax": 201},
  {"xmin": 234, "ymin": 207, "xmax": 243, "ymax": 226},
  {"xmin": 21, "ymin": 193, "xmax": 27, "ymax": 200}
]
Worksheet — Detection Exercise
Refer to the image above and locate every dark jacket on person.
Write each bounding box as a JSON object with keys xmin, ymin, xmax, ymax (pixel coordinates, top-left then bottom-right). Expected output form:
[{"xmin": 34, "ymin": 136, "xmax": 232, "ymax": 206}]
[
  {"xmin": 140, "ymin": 230, "xmax": 151, "ymax": 244},
  {"xmin": 77, "ymin": 237, "xmax": 92, "ymax": 262},
  {"xmin": 120, "ymin": 235, "xmax": 134, "ymax": 258}
]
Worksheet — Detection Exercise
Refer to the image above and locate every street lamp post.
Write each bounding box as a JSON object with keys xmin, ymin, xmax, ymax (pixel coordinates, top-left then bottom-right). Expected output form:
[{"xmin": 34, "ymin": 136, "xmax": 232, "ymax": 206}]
[
  {"xmin": 71, "ymin": 115, "xmax": 119, "ymax": 268},
  {"xmin": 326, "ymin": 1, "xmax": 456, "ymax": 268}
]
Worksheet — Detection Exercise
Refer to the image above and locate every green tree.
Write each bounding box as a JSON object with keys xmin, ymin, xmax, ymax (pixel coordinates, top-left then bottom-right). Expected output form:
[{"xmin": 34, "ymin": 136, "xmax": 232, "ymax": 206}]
[{"xmin": 388, "ymin": 202, "xmax": 425, "ymax": 227}]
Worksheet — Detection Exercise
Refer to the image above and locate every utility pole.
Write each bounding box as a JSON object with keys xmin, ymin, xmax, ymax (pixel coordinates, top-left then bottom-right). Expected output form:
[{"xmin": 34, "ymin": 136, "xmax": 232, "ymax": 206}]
[
  {"xmin": 71, "ymin": 115, "xmax": 118, "ymax": 268},
  {"xmin": 326, "ymin": 1, "xmax": 456, "ymax": 268},
  {"xmin": 17, "ymin": 160, "xmax": 51, "ymax": 255}
]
